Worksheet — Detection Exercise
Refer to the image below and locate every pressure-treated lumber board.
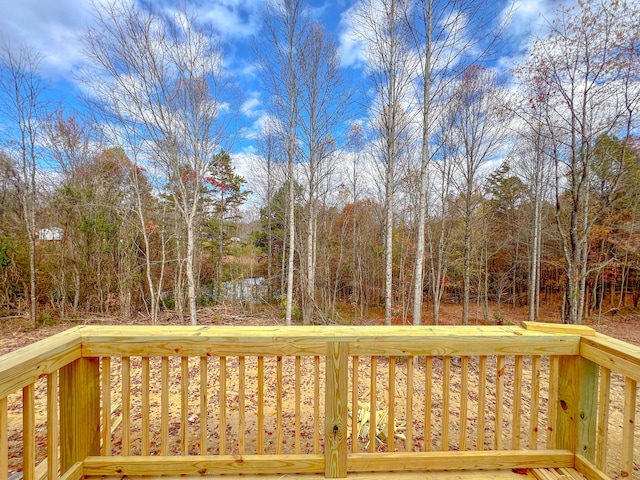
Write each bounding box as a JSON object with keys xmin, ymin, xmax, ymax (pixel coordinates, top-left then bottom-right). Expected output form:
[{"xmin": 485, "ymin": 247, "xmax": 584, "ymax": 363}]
[
  {"xmin": 59, "ymin": 357, "xmax": 100, "ymax": 473},
  {"xmin": 577, "ymin": 358, "xmax": 598, "ymax": 462},
  {"xmin": 58, "ymin": 462, "xmax": 83, "ymax": 480},
  {"xmin": 347, "ymin": 450, "xmax": 575, "ymax": 472},
  {"xmin": 0, "ymin": 327, "xmax": 81, "ymax": 398},
  {"xmin": 77, "ymin": 325, "xmax": 580, "ymax": 357},
  {"xmin": 522, "ymin": 322, "xmax": 595, "ymax": 336},
  {"xmin": 83, "ymin": 470, "xmax": 539, "ymax": 480},
  {"xmin": 23, "ymin": 384, "xmax": 35, "ymax": 480},
  {"xmin": 580, "ymin": 334, "xmax": 640, "ymax": 383},
  {"xmin": 325, "ymin": 342, "xmax": 348, "ymax": 478},
  {"xmin": 574, "ymin": 454, "xmax": 610, "ymax": 480},
  {"xmin": 82, "ymin": 454, "xmax": 325, "ymax": 476},
  {"xmin": 1, "ymin": 397, "xmax": 7, "ymax": 480}
]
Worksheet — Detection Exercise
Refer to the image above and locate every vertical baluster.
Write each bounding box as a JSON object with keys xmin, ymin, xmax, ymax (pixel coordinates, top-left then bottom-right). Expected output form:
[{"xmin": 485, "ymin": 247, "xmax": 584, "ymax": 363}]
[
  {"xmin": 161, "ymin": 357, "xmax": 169, "ymax": 455},
  {"xmin": 294, "ymin": 356, "xmax": 301, "ymax": 454},
  {"xmin": 23, "ymin": 384, "xmax": 35, "ymax": 480},
  {"xmin": 275, "ymin": 356, "xmax": 283, "ymax": 454},
  {"xmin": 141, "ymin": 357, "xmax": 150, "ymax": 456},
  {"xmin": 369, "ymin": 356, "xmax": 377, "ymax": 453},
  {"xmin": 101, "ymin": 358, "xmax": 111, "ymax": 456},
  {"xmin": 442, "ymin": 357, "xmax": 450, "ymax": 451},
  {"xmin": 406, "ymin": 356, "xmax": 413, "ymax": 451},
  {"xmin": 1, "ymin": 396, "xmax": 7, "ymax": 480},
  {"xmin": 478, "ymin": 356, "xmax": 487, "ymax": 451},
  {"xmin": 47, "ymin": 372, "xmax": 59, "ymax": 480},
  {"xmin": 424, "ymin": 356, "xmax": 432, "ymax": 452},
  {"xmin": 621, "ymin": 377, "xmax": 637, "ymax": 479},
  {"xmin": 122, "ymin": 357, "xmax": 130, "ymax": 455},
  {"xmin": 219, "ymin": 356, "xmax": 227, "ymax": 455},
  {"xmin": 351, "ymin": 356, "xmax": 359, "ymax": 453},
  {"xmin": 200, "ymin": 356, "xmax": 208, "ymax": 455},
  {"xmin": 547, "ymin": 356, "xmax": 559, "ymax": 449},
  {"xmin": 388, "ymin": 356, "xmax": 395, "ymax": 452},
  {"xmin": 513, "ymin": 356, "xmax": 523, "ymax": 450},
  {"xmin": 239, "ymin": 356, "xmax": 246, "ymax": 455},
  {"xmin": 460, "ymin": 357, "xmax": 468, "ymax": 451},
  {"xmin": 257, "ymin": 356, "xmax": 264, "ymax": 455},
  {"xmin": 181, "ymin": 357, "xmax": 189, "ymax": 455},
  {"xmin": 529, "ymin": 356, "xmax": 540, "ymax": 450},
  {"xmin": 595, "ymin": 366, "xmax": 610, "ymax": 470},
  {"xmin": 314, "ymin": 355, "xmax": 320, "ymax": 454},
  {"xmin": 495, "ymin": 356, "xmax": 505, "ymax": 450}
]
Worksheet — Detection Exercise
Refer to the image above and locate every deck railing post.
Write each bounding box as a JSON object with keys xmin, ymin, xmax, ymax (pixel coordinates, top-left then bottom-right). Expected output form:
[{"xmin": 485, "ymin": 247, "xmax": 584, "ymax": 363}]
[
  {"xmin": 325, "ymin": 341, "xmax": 348, "ymax": 478},
  {"xmin": 59, "ymin": 357, "xmax": 100, "ymax": 473},
  {"xmin": 557, "ymin": 354, "xmax": 597, "ymax": 460}
]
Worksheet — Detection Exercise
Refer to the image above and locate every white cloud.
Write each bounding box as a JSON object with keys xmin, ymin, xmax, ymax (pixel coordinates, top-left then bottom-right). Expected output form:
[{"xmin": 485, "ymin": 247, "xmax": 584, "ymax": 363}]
[
  {"xmin": 240, "ymin": 91, "xmax": 262, "ymax": 118},
  {"xmin": 336, "ymin": 4, "xmax": 366, "ymax": 68},
  {"xmin": 0, "ymin": 0, "xmax": 95, "ymax": 77}
]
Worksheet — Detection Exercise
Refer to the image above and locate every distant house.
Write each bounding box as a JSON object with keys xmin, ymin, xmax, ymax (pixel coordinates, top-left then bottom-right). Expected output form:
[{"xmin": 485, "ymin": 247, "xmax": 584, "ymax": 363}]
[{"xmin": 37, "ymin": 227, "xmax": 63, "ymax": 241}]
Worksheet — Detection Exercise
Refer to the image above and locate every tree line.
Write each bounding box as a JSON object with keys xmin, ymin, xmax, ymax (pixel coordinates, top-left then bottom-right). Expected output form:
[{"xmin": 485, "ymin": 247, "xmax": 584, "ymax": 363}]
[{"xmin": 0, "ymin": 0, "xmax": 639, "ymax": 327}]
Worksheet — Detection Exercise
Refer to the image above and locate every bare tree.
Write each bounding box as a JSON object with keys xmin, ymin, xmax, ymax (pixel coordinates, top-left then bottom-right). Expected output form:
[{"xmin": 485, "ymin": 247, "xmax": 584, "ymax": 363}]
[
  {"xmin": 258, "ymin": 0, "xmax": 308, "ymax": 325},
  {"xmin": 517, "ymin": 0, "xmax": 640, "ymax": 324},
  {"xmin": 0, "ymin": 43, "xmax": 47, "ymax": 326},
  {"xmin": 350, "ymin": 0, "xmax": 416, "ymax": 325},
  {"xmin": 83, "ymin": 0, "xmax": 232, "ymax": 325},
  {"xmin": 406, "ymin": 0, "xmax": 505, "ymax": 324},
  {"xmin": 297, "ymin": 21, "xmax": 345, "ymax": 324},
  {"xmin": 450, "ymin": 66, "xmax": 508, "ymax": 325}
]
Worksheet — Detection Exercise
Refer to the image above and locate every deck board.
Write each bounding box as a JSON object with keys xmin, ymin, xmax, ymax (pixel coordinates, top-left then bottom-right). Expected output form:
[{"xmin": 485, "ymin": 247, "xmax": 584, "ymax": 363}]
[{"xmin": 85, "ymin": 470, "xmax": 539, "ymax": 480}]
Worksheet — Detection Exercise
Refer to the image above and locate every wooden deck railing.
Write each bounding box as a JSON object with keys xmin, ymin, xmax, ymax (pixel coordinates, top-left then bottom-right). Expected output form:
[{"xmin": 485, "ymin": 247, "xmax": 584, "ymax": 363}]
[{"xmin": 0, "ymin": 324, "xmax": 638, "ymax": 479}]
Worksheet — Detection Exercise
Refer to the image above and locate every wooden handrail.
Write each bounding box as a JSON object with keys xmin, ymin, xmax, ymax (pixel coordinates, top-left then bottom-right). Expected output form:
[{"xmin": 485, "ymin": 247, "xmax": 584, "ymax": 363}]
[{"xmin": 1, "ymin": 324, "xmax": 638, "ymax": 479}]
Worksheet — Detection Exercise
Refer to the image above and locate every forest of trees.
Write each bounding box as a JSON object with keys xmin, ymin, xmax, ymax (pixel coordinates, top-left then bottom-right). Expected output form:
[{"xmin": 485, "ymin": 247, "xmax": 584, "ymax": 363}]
[{"xmin": 0, "ymin": 0, "xmax": 639, "ymax": 327}]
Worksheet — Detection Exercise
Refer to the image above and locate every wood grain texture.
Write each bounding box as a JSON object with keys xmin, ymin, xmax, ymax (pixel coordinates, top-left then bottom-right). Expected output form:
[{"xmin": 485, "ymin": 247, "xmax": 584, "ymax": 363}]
[
  {"xmin": 121, "ymin": 357, "xmax": 130, "ymax": 456},
  {"xmin": 495, "ymin": 356, "xmax": 505, "ymax": 451},
  {"xmin": 621, "ymin": 377, "xmax": 637, "ymax": 479},
  {"xmin": 580, "ymin": 334, "xmax": 640, "ymax": 383},
  {"xmin": 547, "ymin": 356, "xmax": 559, "ymax": 450},
  {"xmin": 556, "ymin": 356, "xmax": 579, "ymax": 454},
  {"xmin": 347, "ymin": 450, "xmax": 574, "ymax": 472},
  {"xmin": 59, "ymin": 358, "xmax": 100, "ymax": 473},
  {"xmin": 325, "ymin": 342, "xmax": 348, "ymax": 478},
  {"xmin": 577, "ymin": 358, "xmax": 597, "ymax": 462},
  {"xmin": 424, "ymin": 356, "xmax": 432, "ymax": 452},
  {"xmin": 0, "ymin": 327, "xmax": 81, "ymax": 399},
  {"xmin": 0, "ymin": 397, "xmax": 6, "ymax": 480},
  {"xmin": 257, "ymin": 356, "xmax": 264, "ymax": 455},
  {"xmin": 83, "ymin": 454, "xmax": 324, "ymax": 476},
  {"xmin": 530, "ymin": 356, "xmax": 541, "ymax": 450},
  {"xmin": 57, "ymin": 461, "xmax": 83, "ymax": 480},
  {"xmin": 160, "ymin": 357, "xmax": 169, "ymax": 455},
  {"xmin": 478, "ymin": 356, "xmax": 486, "ymax": 451},
  {"xmin": 101, "ymin": 358, "xmax": 111, "ymax": 456},
  {"xmin": 23, "ymin": 383, "xmax": 35, "ymax": 480},
  {"xmin": 141, "ymin": 357, "xmax": 150, "ymax": 456},
  {"xmin": 47, "ymin": 371, "xmax": 59, "ymax": 480},
  {"xmin": 78, "ymin": 325, "xmax": 580, "ymax": 358},
  {"xmin": 199, "ymin": 356, "xmax": 207, "ymax": 455},
  {"xmin": 594, "ymin": 366, "xmax": 609, "ymax": 470},
  {"xmin": 574, "ymin": 454, "xmax": 610, "ymax": 480},
  {"xmin": 460, "ymin": 356, "xmax": 468, "ymax": 451},
  {"xmin": 521, "ymin": 322, "xmax": 595, "ymax": 336},
  {"xmin": 513, "ymin": 356, "xmax": 523, "ymax": 450}
]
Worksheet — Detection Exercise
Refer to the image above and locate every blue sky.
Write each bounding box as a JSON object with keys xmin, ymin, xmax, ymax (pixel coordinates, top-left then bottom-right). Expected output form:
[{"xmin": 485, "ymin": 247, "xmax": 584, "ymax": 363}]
[{"xmin": 0, "ymin": 0, "xmax": 561, "ymax": 193}]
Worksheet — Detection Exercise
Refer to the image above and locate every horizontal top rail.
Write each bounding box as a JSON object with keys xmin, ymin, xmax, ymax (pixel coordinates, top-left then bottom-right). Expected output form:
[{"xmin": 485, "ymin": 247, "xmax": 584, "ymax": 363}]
[
  {"xmin": 580, "ymin": 332, "xmax": 640, "ymax": 382},
  {"xmin": 0, "ymin": 327, "xmax": 81, "ymax": 399},
  {"xmin": 78, "ymin": 325, "xmax": 582, "ymax": 357}
]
